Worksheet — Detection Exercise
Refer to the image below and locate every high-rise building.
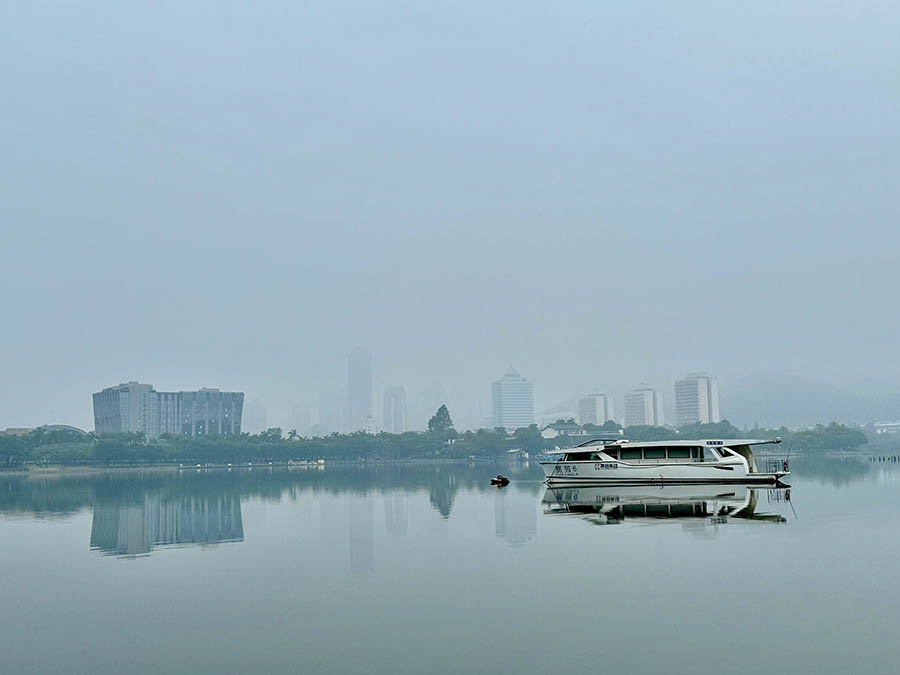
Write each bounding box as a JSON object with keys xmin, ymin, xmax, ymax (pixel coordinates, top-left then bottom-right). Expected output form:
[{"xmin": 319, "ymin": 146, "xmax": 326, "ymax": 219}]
[
  {"xmin": 92, "ymin": 383, "xmax": 243, "ymax": 438},
  {"xmin": 577, "ymin": 393, "xmax": 616, "ymax": 426},
  {"xmin": 491, "ymin": 368, "xmax": 534, "ymax": 431},
  {"xmin": 92, "ymin": 382, "xmax": 158, "ymax": 437},
  {"xmin": 348, "ymin": 348, "xmax": 373, "ymax": 432},
  {"xmin": 674, "ymin": 373, "xmax": 720, "ymax": 427},
  {"xmin": 624, "ymin": 387, "xmax": 663, "ymax": 427},
  {"xmin": 177, "ymin": 389, "xmax": 244, "ymax": 437},
  {"xmin": 383, "ymin": 386, "xmax": 407, "ymax": 434}
]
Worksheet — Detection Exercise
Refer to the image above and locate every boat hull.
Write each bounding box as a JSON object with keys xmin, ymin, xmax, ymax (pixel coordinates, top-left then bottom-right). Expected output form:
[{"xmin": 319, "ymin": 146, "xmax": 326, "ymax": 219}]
[{"xmin": 541, "ymin": 460, "xmax": 788, "ymax": 486}]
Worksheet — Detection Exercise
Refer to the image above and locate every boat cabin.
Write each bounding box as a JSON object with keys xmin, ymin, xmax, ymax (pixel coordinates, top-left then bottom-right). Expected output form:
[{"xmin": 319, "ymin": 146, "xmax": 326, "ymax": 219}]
[{"xmin": 556, "ymin": 440, "xmax": 756, "ymax": 465}]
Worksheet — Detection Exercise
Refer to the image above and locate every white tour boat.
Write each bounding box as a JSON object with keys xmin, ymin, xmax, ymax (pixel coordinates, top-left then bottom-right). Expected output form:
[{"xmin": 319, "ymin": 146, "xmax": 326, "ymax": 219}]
[{"xmin": 541, "ymin": 438, "xmax": 789, "ymax": 485}]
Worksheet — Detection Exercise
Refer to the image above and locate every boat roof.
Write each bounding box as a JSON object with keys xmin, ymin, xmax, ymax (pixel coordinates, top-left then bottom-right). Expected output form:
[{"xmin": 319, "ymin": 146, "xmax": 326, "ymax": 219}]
[{"xmin": 570, "ymin": 438, "xmax": 781, "ymax": 449}]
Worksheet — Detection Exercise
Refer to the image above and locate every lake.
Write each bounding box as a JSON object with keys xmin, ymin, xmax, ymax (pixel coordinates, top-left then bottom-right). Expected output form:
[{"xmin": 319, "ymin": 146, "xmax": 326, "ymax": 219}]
[{"xmin": 2, "ymin": 454, "xmax": 899, "ymax": 674}]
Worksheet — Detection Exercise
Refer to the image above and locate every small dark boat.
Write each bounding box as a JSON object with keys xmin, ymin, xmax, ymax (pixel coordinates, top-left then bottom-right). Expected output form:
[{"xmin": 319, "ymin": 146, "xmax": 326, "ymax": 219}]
[{"xmin": 490, "ymin": 474, "xmax": 510, "ymax": 487}]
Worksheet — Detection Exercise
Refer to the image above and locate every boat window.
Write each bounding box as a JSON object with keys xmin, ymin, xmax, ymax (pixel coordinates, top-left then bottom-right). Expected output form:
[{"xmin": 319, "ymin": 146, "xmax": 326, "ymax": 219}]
[
  {"xmin": 589, "ymin": 452, "xmax": 603, "ymax": 461},
  {"xmin": 667, "ymin": 447, "xmax": 691, "ymax": 459},
  {"xmin": 690, "ymin": 447, "xmax": 706, "ymax": 460},
  {"xmin": 620, "ymin": 448, "xmax": 642, "ymax": 460},
  {"xmin": 717, "ymin": 448, "xmax": 734, "ymax": 458},
  {"xmin": 604, "ymin": 448, "xmax": 619, "ymax": 459},
  {"xmin": 644, "ymin": 448, "xmax": 666, "ymax": 459},
  {"xmin": 566, "ymin": 452, "xmax": 591, "ymax": 461}
]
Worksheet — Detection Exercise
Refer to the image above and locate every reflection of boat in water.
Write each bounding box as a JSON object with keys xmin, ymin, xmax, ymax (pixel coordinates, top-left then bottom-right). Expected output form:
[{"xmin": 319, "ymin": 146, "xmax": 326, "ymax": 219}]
[
  {"xmin": 541, "ymin": 438, "xmax": 789, "ymax": 485},
  {"xmin": 542, "ymin": 484, "xmax": 788, "ymax": 525}
]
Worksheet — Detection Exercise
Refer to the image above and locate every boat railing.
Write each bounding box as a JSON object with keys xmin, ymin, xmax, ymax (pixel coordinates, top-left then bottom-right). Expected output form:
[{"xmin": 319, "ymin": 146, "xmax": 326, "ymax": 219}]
[{"xmin": 765, "ymin": 458, "xmax": 789, "ymax": 474}]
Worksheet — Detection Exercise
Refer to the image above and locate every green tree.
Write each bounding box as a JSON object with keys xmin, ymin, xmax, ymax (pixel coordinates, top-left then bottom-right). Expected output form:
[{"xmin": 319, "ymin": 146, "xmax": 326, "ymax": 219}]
[
  {"xmin": 259, "ymin": 428, "xmax": 283, "ymax": 441},
  {"xmin": 511, "ymin": 424, "xmax": 544, "ymax": 453},
  {"xmin": 428, "ymin": 405, "xmax": 454, "ymax": 433}
]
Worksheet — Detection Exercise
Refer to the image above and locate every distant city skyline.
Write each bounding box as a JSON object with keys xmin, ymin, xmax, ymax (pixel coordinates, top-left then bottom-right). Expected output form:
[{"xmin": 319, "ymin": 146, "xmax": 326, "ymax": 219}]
[{"xmin": 34, "ymin": 358, "xmax": 900, "ymax": 436}]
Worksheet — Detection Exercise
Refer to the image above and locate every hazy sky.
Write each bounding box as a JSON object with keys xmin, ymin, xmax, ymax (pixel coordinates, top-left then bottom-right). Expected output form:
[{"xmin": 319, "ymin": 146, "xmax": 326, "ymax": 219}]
[{"xmin": 2, "ymin": 1, "xmax": 899, "ymax": 430}]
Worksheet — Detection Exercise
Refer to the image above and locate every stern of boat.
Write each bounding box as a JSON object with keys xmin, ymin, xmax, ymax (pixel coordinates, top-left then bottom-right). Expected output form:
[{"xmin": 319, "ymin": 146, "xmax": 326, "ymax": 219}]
[{"xmin": 763, "ymin": 457, "xmax": 791, "ymax": 484}]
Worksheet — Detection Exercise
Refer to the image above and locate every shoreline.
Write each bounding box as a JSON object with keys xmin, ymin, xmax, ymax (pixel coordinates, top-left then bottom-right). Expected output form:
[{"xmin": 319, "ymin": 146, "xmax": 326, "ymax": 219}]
[
  {"xmin": 4, "ymin": 448, "xmax": 886, "ymax": 478},
  {"xmin": 6, "ymin": 457, "xmax": 507, "ymax": 478}
]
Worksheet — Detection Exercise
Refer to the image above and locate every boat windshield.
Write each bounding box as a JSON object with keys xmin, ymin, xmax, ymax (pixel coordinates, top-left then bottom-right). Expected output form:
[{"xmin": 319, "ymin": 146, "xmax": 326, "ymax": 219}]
[{"xmin": 565, "ymin": 451, "xmax": 603, "ymax": 461}]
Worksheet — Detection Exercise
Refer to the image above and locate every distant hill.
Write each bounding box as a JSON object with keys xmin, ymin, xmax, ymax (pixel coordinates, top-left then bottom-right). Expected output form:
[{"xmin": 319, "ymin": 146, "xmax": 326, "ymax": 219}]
[{"xmin": 722, "ymin": 373, "xmax": 900, "ymax": 428}]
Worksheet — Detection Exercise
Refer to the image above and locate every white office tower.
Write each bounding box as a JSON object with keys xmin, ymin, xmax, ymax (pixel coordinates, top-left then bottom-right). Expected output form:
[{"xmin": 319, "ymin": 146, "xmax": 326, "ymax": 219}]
[
  {"xmin": 382, "ymin": 386, "xmax": 407, "ymax": 434},
  {"xmin": 624, "ymin": 387, "xmax": 663, "ymax": 427},
  {"xmin": 577, "ymin": 393, "xmax": 616, "ymax": 426},
  {"xmin": 491, "ymin": 368, "xmax": 534, "ymax": 431},
  {"xmin": 674, "ymin": 373, "xmax": 720, "ymax": 426}
]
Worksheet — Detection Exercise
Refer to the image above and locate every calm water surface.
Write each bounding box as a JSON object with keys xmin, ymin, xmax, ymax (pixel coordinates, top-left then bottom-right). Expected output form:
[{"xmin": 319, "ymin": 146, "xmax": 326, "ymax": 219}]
[{"xmin": 2, "ymin": 454, "xmax": 899, "ymax": 674}]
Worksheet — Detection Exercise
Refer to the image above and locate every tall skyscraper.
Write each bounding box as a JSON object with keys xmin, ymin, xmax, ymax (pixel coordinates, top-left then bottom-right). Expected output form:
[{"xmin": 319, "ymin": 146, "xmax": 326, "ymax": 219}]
[
  {"xmin": 577, "ymin": 393, "xmax": 616, "ymax": 426},
  {"xmin": 491, "ymin": 368, "xmax": 534, "ymax": 431},
  {"xmin": 624, "ymin": 386, "xmax": 663, "ymax": 427},
  {"xmin": 92, "ymin": 383, "xmax": 244, "ymax": 438},
  {"xmin": 347, "ymin": 348, "xmax": 373, "ymax": 432},
  {"xmin": 383, "ymin": 386, "xmax": 407, "ymax": 434},
  {"xmin": 674, "ymin": 372, "xmax": 720, "ymax": 426}
]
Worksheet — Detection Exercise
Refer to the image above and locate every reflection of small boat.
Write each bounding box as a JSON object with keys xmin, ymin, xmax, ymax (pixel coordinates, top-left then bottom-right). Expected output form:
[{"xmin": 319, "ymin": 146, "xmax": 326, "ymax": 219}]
[
  {"xmin": 491, "ymin": 475, "xmax": 510, "ymax": 487},
  {"xmin": 542, "ymin": 484, "xmax": 788, "ymax": 526},
  {"xmin": 542, "ymin": 438, "xmax": 789, "ymax": 485}
]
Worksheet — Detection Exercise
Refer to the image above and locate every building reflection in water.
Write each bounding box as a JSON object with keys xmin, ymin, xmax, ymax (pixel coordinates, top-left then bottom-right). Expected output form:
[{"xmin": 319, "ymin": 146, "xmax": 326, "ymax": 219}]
[
  {"xmin": 493, "ymin": 489, "xmax": 537, "ymax": 547},
  {"xmin": 384, "ymin": 493, "xmax": 408, "ymax": 537},
  {"xmin": 90, "ymin": 493, "xmax": 243, "ymax": 557},
  {"xmin": 350, "ymin": 496, "xmax": 375, "ymax": 574}
]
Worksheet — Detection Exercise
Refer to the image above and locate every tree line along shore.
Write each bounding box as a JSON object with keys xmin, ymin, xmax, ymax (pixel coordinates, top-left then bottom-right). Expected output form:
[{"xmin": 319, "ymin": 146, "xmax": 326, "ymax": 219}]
[{"xmin": 0, "ymin": 404, "xmax": 876, "ymax": 468}]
